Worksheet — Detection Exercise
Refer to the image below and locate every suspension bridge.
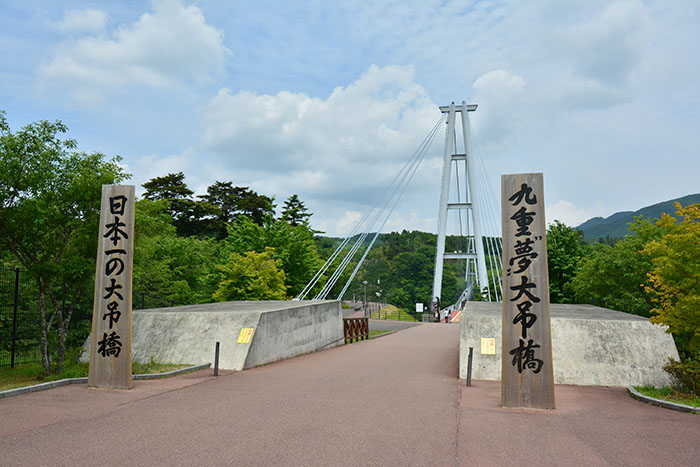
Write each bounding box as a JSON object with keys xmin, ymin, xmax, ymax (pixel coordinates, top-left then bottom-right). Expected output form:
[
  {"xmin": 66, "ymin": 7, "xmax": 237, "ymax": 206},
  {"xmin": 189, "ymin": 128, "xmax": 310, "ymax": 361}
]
[{"xmin": 296, "ymin": 102, "xmax": 504, "ymax": 312}]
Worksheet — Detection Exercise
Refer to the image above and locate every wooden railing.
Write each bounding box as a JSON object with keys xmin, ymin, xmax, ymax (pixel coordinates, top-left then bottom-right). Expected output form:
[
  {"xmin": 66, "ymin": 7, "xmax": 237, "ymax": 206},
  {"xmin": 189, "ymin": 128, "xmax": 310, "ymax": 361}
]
[{"xmin": 343, "ymin": 317, "xmax": 369, "ymax": 343}]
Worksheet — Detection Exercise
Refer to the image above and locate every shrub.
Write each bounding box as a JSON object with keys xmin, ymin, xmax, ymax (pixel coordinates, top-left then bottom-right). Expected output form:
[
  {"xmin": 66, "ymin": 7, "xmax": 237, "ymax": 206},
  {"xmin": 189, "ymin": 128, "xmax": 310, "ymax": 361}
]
[{"xmin": 663, "ymin": 358, "xmax": 700, "ymax": 396}]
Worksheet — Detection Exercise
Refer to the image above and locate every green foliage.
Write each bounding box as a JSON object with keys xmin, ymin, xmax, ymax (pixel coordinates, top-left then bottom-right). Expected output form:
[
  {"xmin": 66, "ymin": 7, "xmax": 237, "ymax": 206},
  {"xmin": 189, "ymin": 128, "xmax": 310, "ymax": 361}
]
[
  {"xmin": 634, "ymin": 384, "xmax": 700, "ymax": 407},
  {"xmin": 213, "ymin": 248, "xmax": 288, "ymax": 301},
  {"xmin": 644, "ymin": 203, "xmax": 700, "ymax": 358},
  {"xmin": 224, "ymin": 215, "xmax": 322, "ymax": 297},
  {"xmin": 281, "ymin": 194, "xmax": 312, "ymax": 227},
  {"xmin": 199, "ymin": 181, "xmax": 276, "ymax": 238},
  {"xmin": 571, "ymin": 217, "xmax": 663, "ymax": 316},
  {"xmin": 133, "ymin": 199, "xmax": 222, "ymax": 305},
  {"xmin": 546, "ymin": 221, "xmax": 585, "ymax": 303},
  {"xmin": 578, "ymin": 193, "xmax": 700, "ymax": 241},
  {"xmin": 0, "ymin": 111, "xmax": 127, "ymax": 374},
  {"xmin": 142, "ymin": 174, "xmax": 276, "ymax": 239},
  {"xmin": 142, "ymin": 172, "xmax": 219, "ymax": 238},
  {"xmin": 663, "ymin": 358, "xmax": 700, "ymax": 396}
]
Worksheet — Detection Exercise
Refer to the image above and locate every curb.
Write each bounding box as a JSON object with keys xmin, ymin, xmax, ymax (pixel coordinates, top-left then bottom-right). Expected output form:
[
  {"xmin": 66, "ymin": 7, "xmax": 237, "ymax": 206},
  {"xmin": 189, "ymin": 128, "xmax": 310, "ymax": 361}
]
[
  {"xmin": 0, "ymin": 363, "xmax": 211, "ymax": 399},
  {"xmin": 627, "ymin": 386, "xmax": 699, "ymax": 414},
  {"xmin": 370, "ymin": 330, "xmax": 397, "ymax": 340}
]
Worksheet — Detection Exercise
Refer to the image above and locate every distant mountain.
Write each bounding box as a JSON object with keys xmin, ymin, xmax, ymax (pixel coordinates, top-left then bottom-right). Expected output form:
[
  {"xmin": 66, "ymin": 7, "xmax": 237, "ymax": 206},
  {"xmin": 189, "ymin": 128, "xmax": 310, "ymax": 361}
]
[{"xmin": 576, "ymin": 193, "xmax": 700, "ymax": 241}]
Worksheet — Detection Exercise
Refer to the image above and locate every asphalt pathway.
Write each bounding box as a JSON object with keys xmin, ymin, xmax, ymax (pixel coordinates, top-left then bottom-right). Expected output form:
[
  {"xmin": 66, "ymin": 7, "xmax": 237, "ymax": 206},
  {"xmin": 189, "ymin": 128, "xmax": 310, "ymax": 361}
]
[{"xmin": 1, "ymin": 323, "xmax": 698, "ymax": 466}]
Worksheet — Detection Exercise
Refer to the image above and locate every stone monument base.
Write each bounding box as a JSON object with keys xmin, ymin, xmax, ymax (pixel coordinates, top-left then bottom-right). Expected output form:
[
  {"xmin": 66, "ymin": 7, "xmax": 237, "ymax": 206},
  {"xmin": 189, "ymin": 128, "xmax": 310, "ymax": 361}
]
[
  {"xmin": 460, "ymin": 302, "xmax": 678, "ymax": 387},
  {"xmin": 82, "ymin": 300, "xmax": 342, "ymax": 371}
]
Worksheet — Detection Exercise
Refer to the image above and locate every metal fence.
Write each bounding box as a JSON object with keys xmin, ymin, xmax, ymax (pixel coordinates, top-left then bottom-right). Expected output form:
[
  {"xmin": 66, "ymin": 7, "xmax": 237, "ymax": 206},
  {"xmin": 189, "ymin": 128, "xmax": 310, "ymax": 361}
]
[
  {"xmin": 0, "ymin": 268, "xmax": 41, "ymax": 367},
  {"xmin": 0, "ymin": 265, "xmax": 185, "ymax": 367}
]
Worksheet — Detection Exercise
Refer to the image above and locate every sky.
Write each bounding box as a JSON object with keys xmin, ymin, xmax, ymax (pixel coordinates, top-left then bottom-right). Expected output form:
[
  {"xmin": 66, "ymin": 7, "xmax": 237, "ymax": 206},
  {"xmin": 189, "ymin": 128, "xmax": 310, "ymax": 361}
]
[{"xmin": 2, "ymin": 0, "xmax": 699, "ymax": 237}]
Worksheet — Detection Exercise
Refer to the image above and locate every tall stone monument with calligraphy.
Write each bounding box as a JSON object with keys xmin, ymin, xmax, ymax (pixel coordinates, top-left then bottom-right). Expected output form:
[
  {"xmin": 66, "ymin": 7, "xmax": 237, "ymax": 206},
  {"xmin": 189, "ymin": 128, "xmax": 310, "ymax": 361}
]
[
  {"xmin": 501, "ymin": 173, "xmax": 555, "ymax": 409},
  {"xmin": 88, "ymin": 185, "xmax": 135, "ymax": 390}
]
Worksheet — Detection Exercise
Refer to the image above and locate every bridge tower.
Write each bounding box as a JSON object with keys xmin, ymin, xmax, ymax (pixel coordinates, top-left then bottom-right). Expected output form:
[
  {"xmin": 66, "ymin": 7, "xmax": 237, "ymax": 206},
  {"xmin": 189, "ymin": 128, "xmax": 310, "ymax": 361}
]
[{"xmin": 432, "ymin": 102, "xmax": 490, "ymax": 306}]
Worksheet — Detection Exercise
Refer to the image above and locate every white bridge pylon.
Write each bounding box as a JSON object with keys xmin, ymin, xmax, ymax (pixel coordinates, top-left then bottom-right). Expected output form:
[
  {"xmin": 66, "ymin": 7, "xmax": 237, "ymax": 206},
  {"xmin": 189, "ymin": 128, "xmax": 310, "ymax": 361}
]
[{"xmin": 432, "ymin": 102, "xmax": 502, "ymax": 304}]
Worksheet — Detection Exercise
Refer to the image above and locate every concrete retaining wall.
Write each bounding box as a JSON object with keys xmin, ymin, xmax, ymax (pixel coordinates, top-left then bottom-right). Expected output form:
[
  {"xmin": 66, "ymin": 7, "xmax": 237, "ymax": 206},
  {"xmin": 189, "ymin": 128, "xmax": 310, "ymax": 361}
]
[
  {"xmin": 459, "ymin": 302, "xmax": 679, "ymax": 387},
  {"xmin": 82, "ymin": 300, "xmax": 343, "ymax": 371}
]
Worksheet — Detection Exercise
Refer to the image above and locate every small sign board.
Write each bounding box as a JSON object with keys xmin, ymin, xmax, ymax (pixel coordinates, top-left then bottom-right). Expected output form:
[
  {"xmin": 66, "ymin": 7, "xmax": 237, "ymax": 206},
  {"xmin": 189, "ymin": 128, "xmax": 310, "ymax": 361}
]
[
  {"xmin": 237, "ymin": 328, "xmax": 255, "ymax": 344},
  {"xmin": 481, "ymin": 338, "xmax": 496, "ymax": 355},
  {"xmin": 501, "ymin": 173, "xmax": 555, "ymax": 409},
  {"xmin": 415, "ymin": 303, "xmax": 424, "ymax": 313}
]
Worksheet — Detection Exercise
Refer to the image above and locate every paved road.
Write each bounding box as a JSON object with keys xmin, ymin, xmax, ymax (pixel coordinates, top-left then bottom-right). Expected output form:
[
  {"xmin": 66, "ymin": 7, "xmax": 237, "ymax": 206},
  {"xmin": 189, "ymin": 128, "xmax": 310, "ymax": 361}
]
[
  {"xmin": 1, "ymin": 323, "xmax": 698, "ymax": 466},
  {"xmin": 369, "ymin": 318, "xmax": 421, "ymax": 332}
]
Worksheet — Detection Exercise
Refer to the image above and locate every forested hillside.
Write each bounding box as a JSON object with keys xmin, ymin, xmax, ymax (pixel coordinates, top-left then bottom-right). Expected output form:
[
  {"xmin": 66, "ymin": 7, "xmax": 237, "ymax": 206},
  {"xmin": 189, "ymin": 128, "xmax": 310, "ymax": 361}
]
[{"xmin": 577, "ymin": 193, "xmax": 700, "ymax": 241}]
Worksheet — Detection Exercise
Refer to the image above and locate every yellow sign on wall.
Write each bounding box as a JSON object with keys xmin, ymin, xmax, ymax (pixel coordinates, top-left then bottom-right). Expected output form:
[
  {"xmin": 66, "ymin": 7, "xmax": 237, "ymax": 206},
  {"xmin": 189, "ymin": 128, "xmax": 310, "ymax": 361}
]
[
  {"xmin": 481, "ymin": 337, "xmax": 496, "ymax": 355},
  {"xmin": 237, "ymin": 328, "xmax": 255, "ymax": 344}
]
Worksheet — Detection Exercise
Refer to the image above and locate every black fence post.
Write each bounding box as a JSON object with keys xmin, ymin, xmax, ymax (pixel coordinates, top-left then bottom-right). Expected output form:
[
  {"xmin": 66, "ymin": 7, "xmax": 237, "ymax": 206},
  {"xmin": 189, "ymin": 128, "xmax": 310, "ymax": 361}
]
[
  {"xmin": 10, "ymin": 268, "xmax": 20, "ymax": 368},
  {"xmin": 141, "ymin": 292, "xmax": 145, "ymax": 310},
  {"xmin": 467, "ymin": 347, "xmax": 473, "ymax": 386},
  {"xmin": 214, "ymin": 342, "xmax": 220, "ymax": 376}
]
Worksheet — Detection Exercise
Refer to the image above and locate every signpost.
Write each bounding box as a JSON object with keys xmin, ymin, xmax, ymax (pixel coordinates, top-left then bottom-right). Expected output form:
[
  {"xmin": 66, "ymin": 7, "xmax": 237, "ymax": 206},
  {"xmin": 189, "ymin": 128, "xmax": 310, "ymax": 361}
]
[
  {"xmin": 501, "ymin": 173, "xmax": 555, "ymax": 409},
  {"xmin": 88, "ymin": 185, "xmax": 135, "ymax": 390}
]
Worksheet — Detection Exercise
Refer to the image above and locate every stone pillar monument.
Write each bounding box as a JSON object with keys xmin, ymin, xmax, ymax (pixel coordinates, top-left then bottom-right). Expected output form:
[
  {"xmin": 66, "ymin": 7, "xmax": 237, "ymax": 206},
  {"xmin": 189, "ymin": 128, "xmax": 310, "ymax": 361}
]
[
  {"xmin": 88, "ymin": 185, "xmax": 135, "ymax": 390},
  {"xmin": 501, "ymin": 173, "xmax": 555, "ymax": 409}
]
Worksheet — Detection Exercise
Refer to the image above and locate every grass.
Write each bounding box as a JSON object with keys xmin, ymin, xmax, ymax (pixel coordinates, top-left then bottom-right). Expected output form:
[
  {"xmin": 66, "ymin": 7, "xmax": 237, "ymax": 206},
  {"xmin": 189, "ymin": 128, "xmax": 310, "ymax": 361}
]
[
  {"xmin": 369, "ymin": 330, "xmax": 391, "ymax": 338},
  {"xmin": 0, "ymin": 359, "xmax": 190, "ymax": 392},
  {"xmin": 344, "ymin": 329, "xmax": 391, "ymax": 344},
  {"xmin": 634, "ymin": 385, "xmax": 700, "ymax": 407},
  {"xmin": 369, "ymin": 305, "xmax": 421, "ymax": 322}
]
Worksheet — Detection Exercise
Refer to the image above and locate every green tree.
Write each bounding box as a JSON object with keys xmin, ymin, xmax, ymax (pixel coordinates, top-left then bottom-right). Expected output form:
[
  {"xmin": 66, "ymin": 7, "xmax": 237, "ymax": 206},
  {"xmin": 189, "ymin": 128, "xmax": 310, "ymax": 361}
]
[
  {"xmin": 133, "ymin": 199, "xmax": 222, "ymax": 306},
  {"xmin": 571, "ymin": 218, "xmax": 664, "ymax": 317},
  {"xmin": 281, "ymin": 194, "xmax": 311, "ymax": 226},
  {"xmin": 546, "ymin": 220, "xmax": 586, "ymax": 303},
  {"xmin": 142, "ymin": 172, "xmax": 193, "ymax": 200},
  {"xmin": 643, "ymin": 203, "xmax": 700, "ymax": 358},
  {"xmin": 213, "ymin": 248, "xmax": 288, "ymax": 301},
  {"xmin": 0, "ymin": 111, "xmax": 127, "ymax": 374},
  {"xmin": 224, "ymin": 216, "xmax": 322, "ymax": 297},
  {"xmin": 142, "ymin": 172, "xmax": 218, "ymax": 238},
  {"xmin": 197, "ymin": 181, "xmax": 276, "ymax": 238}
]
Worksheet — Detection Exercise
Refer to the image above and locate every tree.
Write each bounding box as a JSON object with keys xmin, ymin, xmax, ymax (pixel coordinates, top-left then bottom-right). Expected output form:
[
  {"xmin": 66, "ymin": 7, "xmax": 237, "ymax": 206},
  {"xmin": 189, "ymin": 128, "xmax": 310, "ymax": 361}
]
[
  {"xmin": 281, "ymin": 194, "xmax": 311, "ymax": 226},
  {"xmin": 213, "ymin": 248, "xmax": 288, "ymax": 301},
  {"xmin": 142, "ymin": 172, "xmax": 193, "ymax": 200},
  {"xmin": 0, "ymin": 111, "xmax": 127, "ymax": 374},
  {"xmin": 142, "ymin": 173, "xmax": 218, "ymax": 238},
  {"xmin": 546, "ymin": 220, "xmax": 586, "ymax": 303},
  {"xmin": 198, "ymin": 181, "xmax": 276, "ymax": 239},
  {"xmin": 571, "ymin": 217, "xmax": 664, "ymax": 317},
  {"xmin": 643, "ymin": 203, "xmax": 700, "ymax": 358},
  {"xmin": 132, "ymin": 199, "xmax": 221, "ymax": 306},
  {"xmin": 224, "ymin": 216, "xmax": 322, "ymax": 297}
]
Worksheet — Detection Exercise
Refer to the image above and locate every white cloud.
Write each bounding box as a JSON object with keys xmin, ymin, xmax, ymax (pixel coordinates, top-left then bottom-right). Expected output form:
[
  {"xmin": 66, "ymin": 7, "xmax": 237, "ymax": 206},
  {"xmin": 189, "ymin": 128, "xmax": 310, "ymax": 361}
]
[
  {"xmin": 40, "ymin": 0, "xmax": 229, "ymax": 100},
  {"xmin": 471, "ymin": 69, "xmax": 530, "ymax": 151},
  {"xmin": 319, "ymin": 211, "xmax": 363, "ymax": 238},
  {"xmin": 559, "ymin": 1, "xmax": 649, "ymax": 86},
  {"xmin": 56, "ymin": 9, "xmax": 109, "ymax": 34},
  {"xmin": 129, "ymin": 148, "xmax": 198, "ymax": 197},
  {"xmin": 200, "ymin": 65, "xmax": 441, "ymax": 235}
]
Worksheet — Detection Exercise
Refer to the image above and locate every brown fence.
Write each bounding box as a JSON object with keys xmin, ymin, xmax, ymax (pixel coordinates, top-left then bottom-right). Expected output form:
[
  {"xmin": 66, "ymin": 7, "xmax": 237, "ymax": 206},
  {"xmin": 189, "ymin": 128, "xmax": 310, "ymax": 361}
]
[{"xmin": 343, "ymin": 317, "xmax": 369, "ymax": 343}]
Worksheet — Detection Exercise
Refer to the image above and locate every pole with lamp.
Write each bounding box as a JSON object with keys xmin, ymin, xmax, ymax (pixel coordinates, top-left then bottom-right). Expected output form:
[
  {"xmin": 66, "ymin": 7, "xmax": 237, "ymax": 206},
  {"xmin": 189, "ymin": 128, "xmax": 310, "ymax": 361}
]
[{"xmin": 363, "ymin": 280, "xmax": 368, "ymax": 317}]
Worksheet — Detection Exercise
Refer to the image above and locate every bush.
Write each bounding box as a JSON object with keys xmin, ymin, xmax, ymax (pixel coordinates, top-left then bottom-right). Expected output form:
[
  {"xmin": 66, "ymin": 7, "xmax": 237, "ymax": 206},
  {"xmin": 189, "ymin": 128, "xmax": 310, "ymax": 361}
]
[{"xmin": 663, "ymin": 358, "xmax": 700, "ymax": 396}]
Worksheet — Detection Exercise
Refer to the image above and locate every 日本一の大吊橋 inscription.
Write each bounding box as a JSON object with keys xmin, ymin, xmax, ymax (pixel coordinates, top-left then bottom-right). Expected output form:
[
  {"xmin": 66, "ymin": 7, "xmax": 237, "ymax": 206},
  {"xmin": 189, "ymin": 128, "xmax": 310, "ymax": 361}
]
[
  {"xmin": 88, "ymin": 185, "xmax": 134, "ymax": 390},
  {"xmin": 501, "ymin": 173, "xmax": 555, "ymax": 409}
]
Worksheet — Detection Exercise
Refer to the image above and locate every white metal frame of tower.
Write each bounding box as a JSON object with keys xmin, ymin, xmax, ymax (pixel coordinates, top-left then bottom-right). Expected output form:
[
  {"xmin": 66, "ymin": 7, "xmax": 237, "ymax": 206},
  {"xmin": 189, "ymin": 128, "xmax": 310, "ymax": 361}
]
[{"xmin": 432, "ymin": 101, "xmax": 490, "ymax": 304}]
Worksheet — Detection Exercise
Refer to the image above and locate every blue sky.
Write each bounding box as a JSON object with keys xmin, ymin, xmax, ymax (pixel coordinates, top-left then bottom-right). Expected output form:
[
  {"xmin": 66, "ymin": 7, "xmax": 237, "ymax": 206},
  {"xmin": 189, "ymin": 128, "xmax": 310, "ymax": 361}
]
[{"xmin": 2, "ymin": 0, "xmax": 699, "ymax": 236}]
